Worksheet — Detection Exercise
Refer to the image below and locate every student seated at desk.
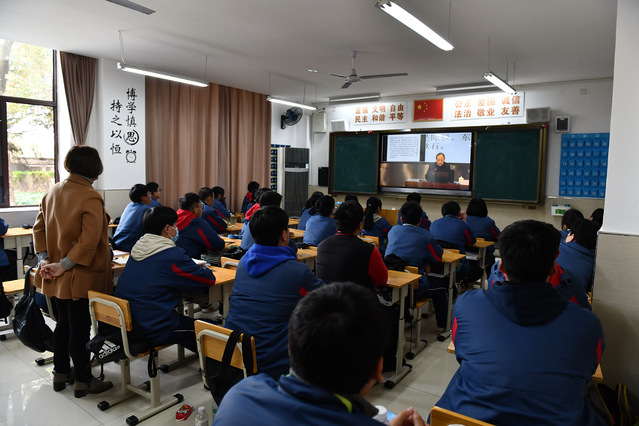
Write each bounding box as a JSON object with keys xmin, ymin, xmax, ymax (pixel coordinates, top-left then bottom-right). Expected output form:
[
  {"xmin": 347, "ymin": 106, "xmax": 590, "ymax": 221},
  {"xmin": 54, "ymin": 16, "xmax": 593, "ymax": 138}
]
[
  {"xmin": 176, "ymin": 192, "xmax": 225, "ymax": 259},
  {"xmin": 465, "ymin": 197, "xmax": 500, "ymax": 270},
  {"xmin": 361, "ymin": 197, "xmax": 392, "ymax": 256},
  {"xmin": 241, "ymin": 181, "xmax": 260, "ymax": 214},
  {"xmin": 215, "ymin": 282, "xmax": 425, "ymax": 426},
  {"xmin": 0, "ymin": 217, "xmax": 12, "ymax": 281},
  {"xmin": 241, "ymin": 190, "xmax": 297, "ymax": 252},
  {"xmin": 561, "ymin": 207, "xmax": 584, "ymax": 239},
  {"xmin": 225, "ymin": 206, "xmax": 324, "ymax": 379},
  {"xmin": 590, "ymin": 208, "xmax": 604, "ymax": 227},
  {"xmin": 434, "ymin": 220, "xmax": 605, "ymax": 426},
  {"xmin": 297, "ymin": 191, "xmax": 323, "ymax": 231},
  {"xmin": 397, "ymin": 192, "xmax": 431, "ymax": 230},
  {"xmin": 212, "ymin": 186, "xmax": 231, "ymax": 218},
  {"xmin": 199, "ymin": 187, "xmax": 228, "ymax": 234},
  {"xmin": 114, "ymin": 206, "xmax": 216, "ymax": 352},
  {"xmin": 303, "ymin": 195, "xmax": 336, "ymax": 247},
  {"xmin": 112, "ymin": 183, "xmax": 153, "ymax": 252},
  {"xmin": 146, "ymin": 181, "xmax": 162, "ymax": 206},
  {"xmin": 556, "ymin": 218, "xmax": 600, "ymax": 293}
]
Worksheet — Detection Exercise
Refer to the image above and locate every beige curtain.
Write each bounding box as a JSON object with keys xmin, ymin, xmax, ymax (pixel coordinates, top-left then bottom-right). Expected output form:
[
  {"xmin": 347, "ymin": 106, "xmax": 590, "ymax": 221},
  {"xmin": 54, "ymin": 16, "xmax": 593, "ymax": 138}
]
[
  {"xmin": 60, "ymin": 52, "xmax": 97, "ymax": 145},
  {"xmin": 145, "ymin": 79, "xmax": 271, "ymax": 212}
]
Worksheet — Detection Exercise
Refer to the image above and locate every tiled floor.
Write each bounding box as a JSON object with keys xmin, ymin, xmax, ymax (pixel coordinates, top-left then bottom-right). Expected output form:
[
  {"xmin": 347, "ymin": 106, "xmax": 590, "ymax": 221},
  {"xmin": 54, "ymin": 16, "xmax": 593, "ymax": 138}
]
[{"xmin": 0, "ymin": 312, "xmax": 459, "ymax": 425}]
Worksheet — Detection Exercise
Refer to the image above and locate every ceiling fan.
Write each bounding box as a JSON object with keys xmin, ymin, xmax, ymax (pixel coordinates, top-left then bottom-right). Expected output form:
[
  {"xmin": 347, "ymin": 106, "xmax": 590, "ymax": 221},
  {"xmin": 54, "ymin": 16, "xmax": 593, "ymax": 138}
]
[{"xmin": 308, "ymin": 50, "xmax": 408, "ymax": 89}]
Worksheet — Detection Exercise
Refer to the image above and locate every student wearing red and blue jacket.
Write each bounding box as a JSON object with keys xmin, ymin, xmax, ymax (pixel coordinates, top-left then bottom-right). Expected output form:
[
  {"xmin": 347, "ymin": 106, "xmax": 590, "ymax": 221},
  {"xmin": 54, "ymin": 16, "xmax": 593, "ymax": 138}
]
[
  {"xmin": 465, "ymin": 197, "xmax": 500, "ymax": 269},
  {"xmin": 556, "ymin": 218, "xmax": 599, "ymax": 293},
  {"xmin": 435, "ymin": 220, "xmax": 605, "ymax": 426},
  {"xmin": 297, "ymin": 192, "xmax": 323, "ymax": 231},
  {"xmin": 175, "ymin": 192, "xmax": 224, "ymax": 259},
  {"xmin": 146, "ymin": 181, "xmax": 162, "ymax": 207},
  {"xmin": 225, "ymin": 206, "xmax": 324, "ymax": 379},
  {"xmin": 303, "ymin": 196, "xmax": 336, "ymax": 247},
  {"xmin": 112, "ymin": 184, "xmax": 153, "ymax": 252},
  {"xmin": 113, "ymin": 206, "xmax": 216, "ymax": 352},
  {"xmin": 361, "ymin": 197, "xmax": 392, "ymax": 256},
  {"xmin": 198, "ymin": 187, "xmax": 228, "ymax": 234},
  {"xmin": 397, "ymin": 192, "xmax": 431, "ymax": 230},
  {"xmin": 212, "ymin": 186, "xmax": 231, "ymax": 218},
  {"xmin": 240, "ymin": 181, "xmax": 260, "ymax": 214}
]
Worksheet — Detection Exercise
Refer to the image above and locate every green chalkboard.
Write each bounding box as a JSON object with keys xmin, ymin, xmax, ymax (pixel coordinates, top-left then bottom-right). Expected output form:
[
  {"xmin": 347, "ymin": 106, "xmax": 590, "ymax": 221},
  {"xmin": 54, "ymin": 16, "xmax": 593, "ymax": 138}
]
[
  {"xmin": 474, "ymin": 125, "xmax": 547, "ymax": 203},
  {"xmin": 330, "ymin": 133, "xmax": 379, "ymax": 194}
]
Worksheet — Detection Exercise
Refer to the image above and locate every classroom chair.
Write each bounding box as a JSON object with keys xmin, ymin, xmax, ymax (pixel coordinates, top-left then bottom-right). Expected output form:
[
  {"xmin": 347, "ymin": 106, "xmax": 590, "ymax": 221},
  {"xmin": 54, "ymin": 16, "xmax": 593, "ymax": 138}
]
[
  {"xmin": 404, "ymin": 265, "xmax": 429, "ymax": 360},
  {"xmin": 0, "ymin": 278, "xmax": 25, "ymax": 341},
  {"xmin": 88, "ymin": 290, "xmax": 183, "ymax": 425},
  {"xmin": 430, "ymin": 406, "xmax": 495, "ymax": 426}
]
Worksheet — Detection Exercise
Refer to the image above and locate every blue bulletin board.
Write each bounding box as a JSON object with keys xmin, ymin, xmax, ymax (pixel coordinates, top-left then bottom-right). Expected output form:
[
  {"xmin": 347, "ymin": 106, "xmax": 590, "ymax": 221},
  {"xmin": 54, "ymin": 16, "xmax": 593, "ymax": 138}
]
[{"xmin": 559, "ymin": 133, "xmax": 609, "ymax": 198}]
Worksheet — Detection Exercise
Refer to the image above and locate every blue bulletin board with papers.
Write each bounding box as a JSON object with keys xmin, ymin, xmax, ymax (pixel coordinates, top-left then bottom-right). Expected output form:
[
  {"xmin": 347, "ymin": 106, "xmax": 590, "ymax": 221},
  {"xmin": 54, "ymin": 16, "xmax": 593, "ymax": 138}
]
[{"xmin": 559, "ymin": 133, "xmax": 609, "ymax": 198}]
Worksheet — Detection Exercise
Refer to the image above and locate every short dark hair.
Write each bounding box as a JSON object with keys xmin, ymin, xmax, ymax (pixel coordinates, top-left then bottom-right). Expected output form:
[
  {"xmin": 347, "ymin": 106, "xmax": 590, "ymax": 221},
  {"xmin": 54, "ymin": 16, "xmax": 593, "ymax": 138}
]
[
  {"xmin": 571, "ymin": 218, "xmax": 600, "ymax": 251},
  {"xmin": 441, "ymin": 201, "xmax": 461, "ymax": 217},
  {"xmin": 305, "ymin": 192, "xmax": 324, "ymax": 209},
  {"xmin": 344, "ymin": 194, "xmax": 359, "ymax": 204},
  {"xmin": 561, "ymin": 208, "xmax": 584, "ymax": 230},
  {"xmin": 259, "ymin": 191, "xmax": 282, "ymax": 207},
  {"xmin": 178, "ymin": 192, "xmax": 201, "ymax": 211},
  {"xmin": 289, "ymin": 282, "xmax": 390, "ymax": 394},
  {"xmin": 333, "ymin": 201, "xmax": 363, "ymax": 234},
  {"xmin": 199, "ymin": 187, "xmax": 214, "ymax": 202},
  {"xmin": 406, "ymin": 192, "xmax": 421, "ymax": 203},
  {"xmin": 129, "ymin": 184, "xmax": 149, "ymax": 203},
  {"xmin": 467, "ymin": 197, "xmax": 488, "ymax": 218},
  {"xmin": 400, "ymin": 201, "xmax": 422, "ymax": 225},
  {"xmin": 316, "ymin": 195, "xmax": 335, "ymax": 217},
  {"xmin": 590, "ymin": 208, "xmax": 604, "ymax": 226},
  {"xmin": 212, "ymin": 186, "xmax": 225, "ymax": 198},
  {"xmin": 249, "ymin": 206, "xmax": 288, "ymax": 246},
  {"xmin": 247, "ymin": 181, "xmax": 260, "ymax": 193},
  {"xmin": 64, "ymin": 145, "xmax": 103, "ymax": 178},
  {"xmin": 254, "ymin": 188, "xmax": 271, "ymax": 205},
  {"xmin": 142, "ymin": 206, "xmax": 177, "ymax": 235},
  {"xmin": 436, "ymin": 152, "xmax": 445, "ymax": 159},
  {"xmin": 146, "ymin": 182, "xmax": 159, "ymax": 193},
  {"xmin": 499, "ymin": 220, "xmax": 561, "ymax": 283}
]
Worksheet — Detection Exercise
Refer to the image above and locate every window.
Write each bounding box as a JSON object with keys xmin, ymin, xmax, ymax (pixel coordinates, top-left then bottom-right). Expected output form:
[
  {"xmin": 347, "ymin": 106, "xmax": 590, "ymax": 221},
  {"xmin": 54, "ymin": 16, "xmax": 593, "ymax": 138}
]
[{"xmin": 0, "ymin": 40, "xmax": 57, "ymax": 207}]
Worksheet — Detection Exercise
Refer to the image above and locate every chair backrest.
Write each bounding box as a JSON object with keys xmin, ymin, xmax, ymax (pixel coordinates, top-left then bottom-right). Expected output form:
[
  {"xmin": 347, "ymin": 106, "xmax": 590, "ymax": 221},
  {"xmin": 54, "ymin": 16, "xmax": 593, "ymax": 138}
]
[
  {"xmin": 195, "ymin": 320, "xmax": 257, "ymax": 375},
  {"xmin": 430, "ymin": 406, "xmax": 494, "ymax": 426},
  {"xmin": 87, "ymin": 290, "xmax": 133, "ymax": 331}
]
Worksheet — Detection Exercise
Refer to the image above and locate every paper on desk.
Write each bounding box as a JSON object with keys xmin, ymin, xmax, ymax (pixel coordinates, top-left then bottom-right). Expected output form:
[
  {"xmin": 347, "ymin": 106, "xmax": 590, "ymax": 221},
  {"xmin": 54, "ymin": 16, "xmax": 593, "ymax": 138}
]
[
  {"xmin": 192, "ymin": 258, "xmax": 207, "ymax": 266},
  {"xmin": 113, "ymin": 257, "xmax": 128, "ymax": 265}
]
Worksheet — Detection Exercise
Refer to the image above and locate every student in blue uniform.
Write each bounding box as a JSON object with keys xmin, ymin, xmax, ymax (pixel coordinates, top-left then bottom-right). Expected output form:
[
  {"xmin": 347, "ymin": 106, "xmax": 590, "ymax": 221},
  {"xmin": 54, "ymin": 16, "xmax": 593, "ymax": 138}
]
[
  {"xmin": 198, "ymin": 187, "xmax": 228, "ymax": 234},
  {"xmin": 212, "ymin": 186, "xmax": 231, "ymax": 218},
  {"xmin": 361, "ymin": 197, "xmax": 392, "ymax": 256},
  {"xmin": 397, "ymin": 192, "xmax": 431, "ymax": 229},
  {"xmin": 113, "ymin": 206, "xmax": 216, "ymax": 352},
  {"xmin": 0, "ymin": 218, "xmax": 11, "ymax": 280},
  {"xmin": 303, "ymin": 195, "xmax": 336, "ymax": 246},
  {"xmin": 386, "ymin": 202, "xmax": 446, "ymax": 330},
  {"xmin": 112, "ymin": 184, "xmax": 153, "ymax": 252},
  {"xmin": 297, "ymin": 191, "xmax": 323, "ymax": 231},
  {"xmin": 556, "ymin": 218, "xmax": 600, "ymax": 292},
  {"xmin": 344, "ymin": 193, "xmax": 360, "ymax": 204},
  {"xmin": 175, "ymin": 192, "xmax": 224, "ymax": 259},
  {"xmin": 214, "ymin": 282, "xmax": 425, "ymax": 426},
  {"xmin": 225, "ymin": 206, "xmax": 324, "ymax": 379},
  {"xmin": 146, "ymin": 182, "xmax": 162, "ymax": 206},
  {"xmin": 241, "ymin": 181, "xmax": 260, "ymax": 214},
  {"xmin": 560, "ymin": 208, "xmax": 584, "ymax": 239},
  {"xmin": 465, "ymin": 197, "xmax": 500, "ymax": 270},
  {"xmin": 435, "ymin": 220, "xmax": 605, "ymax": 426}
]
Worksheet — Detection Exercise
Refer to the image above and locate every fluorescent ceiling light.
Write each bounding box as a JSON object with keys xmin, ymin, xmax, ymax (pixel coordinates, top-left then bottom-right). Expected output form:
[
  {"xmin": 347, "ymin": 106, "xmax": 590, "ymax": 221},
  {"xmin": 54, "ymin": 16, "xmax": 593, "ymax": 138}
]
[
  {"xmin": 436, "ymin": 82, "xmax": 495, "ymax": 93},
  {"xmin": 329, "ymin": 94, "xmax": 381, "ymax": 103},
  {"xmin": 106, "ymin": 0, "xmax": 155, "ymax": 15},
  {"xmin": 267, "ymin": 96, "xmax": 317, "ymax": 111},
  {"xmin": 376, "ymin": 0, "xmax": 454, "ymax": 51},
  {"xmin": 117, "ymin": 62, "xmax": 209, "ymax": 87},
  {"xmin": 483, "ymin": 72, "xmax": 516, "ymax": 95}
]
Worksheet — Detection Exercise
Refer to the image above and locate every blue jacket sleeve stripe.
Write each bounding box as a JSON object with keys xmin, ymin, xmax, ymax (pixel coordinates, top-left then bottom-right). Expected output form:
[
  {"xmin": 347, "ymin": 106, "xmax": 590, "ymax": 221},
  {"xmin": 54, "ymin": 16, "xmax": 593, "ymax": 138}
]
[{"xmin": 171, "ymin": 263, "xmax": 216, "ymax": 285}]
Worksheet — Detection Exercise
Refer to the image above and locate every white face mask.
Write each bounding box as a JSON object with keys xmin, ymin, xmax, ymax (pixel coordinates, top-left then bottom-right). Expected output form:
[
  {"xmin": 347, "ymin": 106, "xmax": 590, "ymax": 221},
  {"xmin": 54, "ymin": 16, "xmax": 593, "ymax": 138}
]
[{"xmin": 170, "ymin": 226, "xmax": 179, "ymax": 243}]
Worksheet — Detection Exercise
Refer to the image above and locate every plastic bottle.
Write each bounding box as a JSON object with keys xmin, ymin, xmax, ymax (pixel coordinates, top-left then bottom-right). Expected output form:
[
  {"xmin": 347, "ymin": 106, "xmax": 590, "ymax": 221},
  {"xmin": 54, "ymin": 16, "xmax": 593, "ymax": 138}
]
[
  {"xmin": 194, "ymin": 406, "xmax": 208, "ymax": 426},
  {"xmin": 373, "ymin": 405, "xmax": 391, "ymax": 425}
]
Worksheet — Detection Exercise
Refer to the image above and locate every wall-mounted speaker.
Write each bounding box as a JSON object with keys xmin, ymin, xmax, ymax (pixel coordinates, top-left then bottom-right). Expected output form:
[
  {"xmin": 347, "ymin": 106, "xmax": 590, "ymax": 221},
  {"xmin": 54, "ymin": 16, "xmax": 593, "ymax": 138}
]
[
  {"xmin": 526, "ymin": 107, "xmax": 551, "ymax": 123},
  {"xmin": 330, "ymin": 119, "xmax": 349, "ymax": 132},
  {"xmin": 312, "ymin": 111, "xmax": 327, "ymax": 133},
  {"xmin": 556, "ymin": 115, "xmax": 570, "ymax": 133}
]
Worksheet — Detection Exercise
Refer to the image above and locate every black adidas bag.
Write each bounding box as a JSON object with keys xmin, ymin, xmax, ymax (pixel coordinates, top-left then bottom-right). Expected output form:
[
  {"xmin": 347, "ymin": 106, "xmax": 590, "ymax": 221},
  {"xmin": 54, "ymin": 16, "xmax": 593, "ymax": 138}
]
[
  {"xmin": 86, "ymin": 322, "xmax": 151, "ymax": 364},
  {"xmin": 12, "ymin": 269, "xmax": 54, "ymax": 352},
  {"xmin": 0, "ymin": 283, "xmax": 13, "ymax": 323}
]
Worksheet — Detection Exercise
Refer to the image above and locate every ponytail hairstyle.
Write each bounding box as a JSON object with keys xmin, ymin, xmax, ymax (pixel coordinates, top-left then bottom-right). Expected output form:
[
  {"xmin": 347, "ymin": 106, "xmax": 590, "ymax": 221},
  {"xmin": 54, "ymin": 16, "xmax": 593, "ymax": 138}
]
[
  {"xmin": 306, "ymin": 191, "xmax": 324, "ymax": 215},
  {"xmin": 363, "ymin": 196, "xmax": 382, "ymax": 231}
]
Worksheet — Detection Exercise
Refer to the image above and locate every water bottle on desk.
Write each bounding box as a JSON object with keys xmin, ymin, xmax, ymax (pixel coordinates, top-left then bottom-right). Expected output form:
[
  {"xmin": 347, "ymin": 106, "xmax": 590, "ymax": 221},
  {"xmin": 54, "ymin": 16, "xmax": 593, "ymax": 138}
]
[
  {"xmin": 194, "ymin": 406, "xmax": 208, "ymax": 426},
  {"xmin": 373, "ymin": 405, "xmax": 391, "ymax": 425}
]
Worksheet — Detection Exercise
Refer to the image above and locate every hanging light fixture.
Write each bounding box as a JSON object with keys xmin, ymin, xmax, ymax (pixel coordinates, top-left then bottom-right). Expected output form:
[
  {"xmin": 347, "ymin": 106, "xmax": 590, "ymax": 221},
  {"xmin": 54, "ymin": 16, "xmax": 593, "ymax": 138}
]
[{"xmin": 483, "ymin": 38, "xmax": 516, "ymax": 95}]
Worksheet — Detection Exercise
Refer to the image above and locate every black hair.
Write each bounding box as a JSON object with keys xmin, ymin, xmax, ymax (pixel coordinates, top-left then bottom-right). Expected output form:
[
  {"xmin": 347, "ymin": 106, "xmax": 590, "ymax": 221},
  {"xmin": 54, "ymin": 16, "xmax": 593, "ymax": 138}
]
[
  {"xmin": 305, "ymin": 191, "xmax": 324, "ymax": 215},
  {"xmin": 561, "ymin": 208, "xmax": 584, "ymax": 230},
  {"xmin": 441, "ymin": 201, "xmax": 461, "ymax": 217},
  {"xmin": 249, "ymin": 205, "xmax": 289, "ymax": 246},
  {"xmin": 571, "ymin": 218, "xmax": 600, "ymax": 251},
  {"xmin": 212, "ymin": 186, "xmax": 225, "ymax": 199},
  {"xmin": 333, "ymin": 201, "xmax": 364, "ymax": 234},
  {"xmin": 64, "ymin": 145, "xmax": 103, "ymax": 179},
  {"xmin": 344, "ymin": 194, "xmax": 359, "ymax": 204},
  {"xmin": 400, "ymin": 201, "xmax": 422, "ymax": 226},
  {"xmin": 363, "ymin": 197, "xmax": 382, "ymax": 231},
  {"xmin": 316, "ymin": 195, "xmax": 335, "ymax": 217},
  {"xmin": 498, "ymin": 220, "xmax": 561, "ymax": 283},
  {"xmin": 436, "ymin": 152, "xmax": 445, "ymax": 159},
  {"xmin": 406, "ymin": 192, "xmax": 421, "ymax": 203},
  {"xmin": 259, "ymin": 190, "xmax": 282, "ymax": 207},
  {"xmin": 199, "ymin": 187, "xmax": 214, "ymax": 202},
  {"xmin": 129, "ymin": 184, "xmax": 149, "ymax": 203},
  {"xmin": 254, "ymin": 188, "xmax": 271, "ymax": 205},
  {"xmin": 247, "ymin": 181, "xmax": 260, "ymax": 193},
  {"xmin": 146, "ymin": 182, "xmax": 159, "ymax": 193},
  {"xmin": 178, "ymin": 192, "xmax": 201, "ymax": 211},
  {"xmin": 590, "ymin": 208, "xmax": 604, "ymax": 227},
  {"xmin": 142, "ymin": 206, "xmax": 178, "ymax": 235},
  {"xmin": 466, "ymin": 197, "xmax": 488, "ymax": 218},
  {"xmin": 289, "ymin": 282, "xmax": 390, "ymax": 395}
]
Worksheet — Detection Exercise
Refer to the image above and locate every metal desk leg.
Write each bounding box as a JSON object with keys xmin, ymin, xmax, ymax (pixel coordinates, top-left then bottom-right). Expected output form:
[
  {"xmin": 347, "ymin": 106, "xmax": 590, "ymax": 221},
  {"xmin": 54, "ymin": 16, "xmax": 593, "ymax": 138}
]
[
  {"xmin": 437, "ymin": 263, "xmax": 454, "ymax": 342},
  {"xmin": 385, "ymin": 284, "xmax": 412, "ymax": 389},
  {"xmin": 479, "ymin": 246, "xmax": 488, "ymax": 290}
]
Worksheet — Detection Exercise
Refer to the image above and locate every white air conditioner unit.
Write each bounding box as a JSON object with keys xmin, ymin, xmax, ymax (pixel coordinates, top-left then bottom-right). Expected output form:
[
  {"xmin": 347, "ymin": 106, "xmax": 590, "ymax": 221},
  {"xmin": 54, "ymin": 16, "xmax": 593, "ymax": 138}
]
[
  {"xmin": 312, "ymin": 111, "xmax": 327, "ymax": 133},
  {"xmin": 330, "ymin": 119, "xmax": 349, "ymax": 132},
  {"xmin": 526, "ymin": 107, "xmax": 551, "ymax": 123}
]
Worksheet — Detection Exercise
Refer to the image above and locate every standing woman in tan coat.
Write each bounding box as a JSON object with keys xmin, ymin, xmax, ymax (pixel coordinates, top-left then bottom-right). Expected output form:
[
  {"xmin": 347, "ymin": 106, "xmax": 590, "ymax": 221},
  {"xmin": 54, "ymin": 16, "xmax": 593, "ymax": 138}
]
[{"xmin": 33, "ymin": 145, "xmax": 113, "ymax": 398}]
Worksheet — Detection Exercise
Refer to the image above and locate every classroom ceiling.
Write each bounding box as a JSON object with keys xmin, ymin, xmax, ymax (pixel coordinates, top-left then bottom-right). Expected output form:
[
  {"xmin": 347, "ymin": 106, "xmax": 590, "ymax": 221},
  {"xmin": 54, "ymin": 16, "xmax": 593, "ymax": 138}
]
[{"xmin": 2, "ymin": 0, "xmax": 618, "ymax": 103}]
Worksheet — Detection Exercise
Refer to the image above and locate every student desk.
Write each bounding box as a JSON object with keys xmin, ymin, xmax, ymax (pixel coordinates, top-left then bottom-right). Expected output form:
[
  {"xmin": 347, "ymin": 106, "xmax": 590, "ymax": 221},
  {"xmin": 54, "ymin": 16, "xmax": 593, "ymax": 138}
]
[
  {"xmin": 228, "ymin": 213, "xmax": 243, "ymax": 224},
  {"xmin": 467, "ymin": 238, "xmax": 495, "ymax": 289},
  {"xmin": 288, "ymin": 218, "xmax": 300, "ymax": 228},
  {"xmin": 290, "ymin": 228, "xmax": 304, "ymax": 242},
  {"xmin": 384, "ymin": 269, "xmax": 422, "ymax": 389},
  {"xmin": 225, "ymin": 223, "xmax": 243, "ymax": 234},
  {"xmin": 2, "ymin": 227, "xmax": 34, "ymax": 279},
  {"xmin": 429, "ymin": 250, "xmax": 466, "ymax": 342}
]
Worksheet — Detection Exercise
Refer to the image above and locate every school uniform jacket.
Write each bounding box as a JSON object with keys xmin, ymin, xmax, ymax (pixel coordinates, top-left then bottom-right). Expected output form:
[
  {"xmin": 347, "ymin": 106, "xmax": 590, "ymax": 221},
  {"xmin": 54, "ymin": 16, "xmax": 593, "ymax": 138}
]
[
  {"xmin": 466, "ymin": 215, "xmax": 500, "ymax": 262},
  {"xmin": 150, "ymin": 198, "xmax": 161, "ymax": 207},
  {"xmin": 212, "ymin": 198, "xmax": 230, "ymax": 218},
  {"xmin": 303, "ymin": 215, "xmax": 336, "ymax": 246},
  {"xmin": 0, "ymin": 218, "xmax": 10, "ymax": 267},
  {"xmin": 202, "ymin": 204, "xmax": 228, "ymax": 234},
  {"xmin": 297, "ymin": 207, "xmax": 316, "ymax": 231},
  {"xmin": 241, "ymin": 192, "xmax": 254, "ymax": 214},
  {"xmin": 113, "ymin": 234, "xmax": 215, "ymax": 346},
  {"xmin": 435, "ymin": 282, "xmax": 605, "ymax": 426},
  {"xmin": 214, "ymin": 373, "xmax": 384, "ymax": 426},
  {"xmin": 430, "ymin": 215, "xmax": 476, "ymax": 269},
  {"xmin": 397, "ymin": 210, "xmax": 431, "ymax": 230},
  {"xmin": 316, "ymin": 233, "xmax": 387, "ymax": 289},
  {"xmin": 112, "ymin": 201, "xmax": 153, "ymax": 252},
  {"xmin": 556, "ymin": 240, "xmax": 596, "ymax": 292},
  {"xmin": 175, "ymin": 209, "xmax": 224, "ymax": 259},
  {"xmin": 225, "ymin": 244, "xmax": 324, "ymax": 378},
  {"xmin": 361, "ymin": 215, "xmax": 392, "ymax": 255}
]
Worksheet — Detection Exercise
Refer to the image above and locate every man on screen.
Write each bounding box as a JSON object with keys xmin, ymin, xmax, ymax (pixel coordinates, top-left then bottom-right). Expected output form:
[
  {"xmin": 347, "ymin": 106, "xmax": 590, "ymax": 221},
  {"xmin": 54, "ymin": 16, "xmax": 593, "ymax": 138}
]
[{"xmin": 425, "ymin": 152, "xmax": 455, "ymax": 183}]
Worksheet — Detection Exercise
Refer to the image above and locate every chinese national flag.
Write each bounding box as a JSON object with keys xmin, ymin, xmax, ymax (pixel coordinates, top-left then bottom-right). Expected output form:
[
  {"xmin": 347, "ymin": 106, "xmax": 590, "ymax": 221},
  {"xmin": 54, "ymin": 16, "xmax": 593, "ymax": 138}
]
[{"xmin": 413, "ymin": 99, "xmax": 444, "ymax": 121}]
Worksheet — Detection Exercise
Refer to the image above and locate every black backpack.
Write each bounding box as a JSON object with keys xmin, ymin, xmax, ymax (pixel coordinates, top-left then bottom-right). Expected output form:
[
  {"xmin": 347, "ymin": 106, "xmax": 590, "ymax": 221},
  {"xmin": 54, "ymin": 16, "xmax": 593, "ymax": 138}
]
[
  {"xmin": 588, "ymin": 382, "xmax": 639, "ymax": 426},
  {"xmin": 11, "ymin": 268, "xmax": 54, "ymax": 352}
]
